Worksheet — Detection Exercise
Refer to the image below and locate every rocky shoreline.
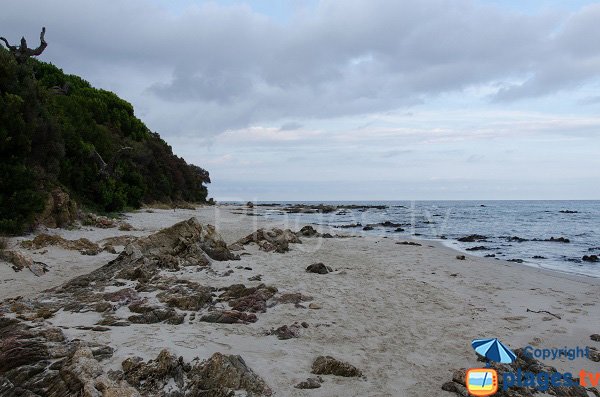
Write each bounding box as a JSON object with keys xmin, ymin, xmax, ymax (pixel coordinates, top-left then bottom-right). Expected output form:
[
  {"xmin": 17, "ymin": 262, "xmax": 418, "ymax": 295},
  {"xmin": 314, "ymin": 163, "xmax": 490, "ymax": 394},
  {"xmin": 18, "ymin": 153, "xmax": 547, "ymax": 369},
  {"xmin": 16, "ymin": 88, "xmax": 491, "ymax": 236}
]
[{"xmin": 1, "ymin": 206, "xmax": 599, "ymax": 396}]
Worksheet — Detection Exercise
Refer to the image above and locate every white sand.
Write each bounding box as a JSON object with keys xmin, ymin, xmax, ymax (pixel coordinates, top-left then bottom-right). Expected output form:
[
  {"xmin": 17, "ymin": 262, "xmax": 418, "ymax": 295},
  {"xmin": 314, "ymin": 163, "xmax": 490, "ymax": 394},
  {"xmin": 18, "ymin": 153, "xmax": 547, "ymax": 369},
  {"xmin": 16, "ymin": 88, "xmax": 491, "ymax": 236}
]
[{"xmin": 2, "ymin": 206, "xmax": 599, "ymax": 396}]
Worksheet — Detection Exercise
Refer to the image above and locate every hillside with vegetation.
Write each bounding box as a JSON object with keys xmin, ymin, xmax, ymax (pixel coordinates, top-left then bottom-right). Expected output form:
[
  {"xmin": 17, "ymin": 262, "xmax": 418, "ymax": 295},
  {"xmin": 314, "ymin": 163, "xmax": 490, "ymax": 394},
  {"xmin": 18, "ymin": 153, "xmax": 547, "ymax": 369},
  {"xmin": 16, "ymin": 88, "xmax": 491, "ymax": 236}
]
[{"xmin": 0, "ymin": 47, "xmax": 210, "ymax": 234}]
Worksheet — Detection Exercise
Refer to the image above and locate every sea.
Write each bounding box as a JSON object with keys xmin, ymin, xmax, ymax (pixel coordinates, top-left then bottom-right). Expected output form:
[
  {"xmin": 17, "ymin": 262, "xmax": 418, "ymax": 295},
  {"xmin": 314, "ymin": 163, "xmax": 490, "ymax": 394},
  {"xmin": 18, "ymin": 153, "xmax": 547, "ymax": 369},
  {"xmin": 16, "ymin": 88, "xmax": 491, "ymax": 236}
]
[{"xmin": 238, "ymin": 200, "xmax": 600, "ymax": 278}]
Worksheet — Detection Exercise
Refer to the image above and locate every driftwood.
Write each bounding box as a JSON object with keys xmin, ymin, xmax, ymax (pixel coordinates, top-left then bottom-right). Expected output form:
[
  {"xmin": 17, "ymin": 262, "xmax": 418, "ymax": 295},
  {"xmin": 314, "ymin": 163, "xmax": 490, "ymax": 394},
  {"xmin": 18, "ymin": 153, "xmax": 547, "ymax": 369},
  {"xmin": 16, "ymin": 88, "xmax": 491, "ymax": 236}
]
[
  {"xmin": 90, "ymin": 147, "xmax": 133, "ymax": 178},
  {"xmin": 0, "ymin": 27, "xmax": 47, "ymax": 63},
  {"xmin": 526, "ymin": 308, "xmax": 561, "ymax": 320}
]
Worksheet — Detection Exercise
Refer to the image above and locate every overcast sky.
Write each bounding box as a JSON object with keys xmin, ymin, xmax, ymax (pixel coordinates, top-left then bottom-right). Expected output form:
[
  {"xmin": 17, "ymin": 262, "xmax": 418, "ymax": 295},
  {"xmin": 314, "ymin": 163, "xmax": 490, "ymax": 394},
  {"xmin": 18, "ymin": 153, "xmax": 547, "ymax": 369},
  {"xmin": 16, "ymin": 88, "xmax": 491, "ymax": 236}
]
[{"xmin": 2, "ymin": 0, "xmax": 600, "ymax": 200}]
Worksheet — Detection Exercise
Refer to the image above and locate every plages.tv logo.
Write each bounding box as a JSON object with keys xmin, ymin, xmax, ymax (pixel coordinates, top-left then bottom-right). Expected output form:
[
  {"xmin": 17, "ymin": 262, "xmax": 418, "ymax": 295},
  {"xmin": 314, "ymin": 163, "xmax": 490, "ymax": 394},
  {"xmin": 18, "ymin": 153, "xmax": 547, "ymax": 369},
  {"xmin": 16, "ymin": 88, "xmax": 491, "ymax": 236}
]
[
  {"xmin": 465, "ymin": 337, "xmax": 600, "ymax": 396},
  {"xmin": 465, "ymin": 338, "xmax": 515, "ymax": 396}
]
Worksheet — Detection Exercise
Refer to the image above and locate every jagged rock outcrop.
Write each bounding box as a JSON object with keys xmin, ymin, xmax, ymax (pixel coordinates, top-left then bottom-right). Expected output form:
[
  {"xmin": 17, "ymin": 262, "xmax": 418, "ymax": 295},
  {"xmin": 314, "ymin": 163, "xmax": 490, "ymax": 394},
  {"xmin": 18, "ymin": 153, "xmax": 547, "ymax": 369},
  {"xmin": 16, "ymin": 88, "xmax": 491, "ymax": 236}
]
[
  {"xmin": 21, "ymin": 233, "xmax": 102, "ymax": 255},
  {"xmin": 36, "ymin": 187, "xmax": 78, "ymax": 229},
  {"xmin": 0, "ymin": 249, "xmax": 48, "ymax": 276},
  {"xmin": 311, "ymin": 356, "xmax": 363, "ymax": 377},
  {"xmin": 236, "ymin": 228, "xmax": 301, "ymax": 253}
]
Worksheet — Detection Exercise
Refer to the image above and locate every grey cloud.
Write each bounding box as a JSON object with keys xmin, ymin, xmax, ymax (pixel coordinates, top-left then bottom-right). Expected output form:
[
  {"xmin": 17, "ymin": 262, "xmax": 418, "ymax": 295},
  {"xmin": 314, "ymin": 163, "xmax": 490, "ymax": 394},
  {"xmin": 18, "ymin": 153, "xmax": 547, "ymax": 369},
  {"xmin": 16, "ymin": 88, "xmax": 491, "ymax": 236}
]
[
  {"xmin": 279, "ymin": 122, "xmax": 303, "ymax": 131},
  {"xmin": 1, "ymin": 0, "xmax": 599, "ymax": 136}
]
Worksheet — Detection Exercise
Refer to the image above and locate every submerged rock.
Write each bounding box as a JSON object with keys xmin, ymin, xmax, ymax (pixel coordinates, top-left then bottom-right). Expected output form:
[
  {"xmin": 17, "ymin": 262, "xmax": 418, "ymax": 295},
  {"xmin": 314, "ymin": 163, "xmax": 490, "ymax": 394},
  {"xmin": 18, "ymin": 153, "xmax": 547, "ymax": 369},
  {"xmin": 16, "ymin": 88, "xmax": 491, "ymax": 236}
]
[
  {"xmin": 311, "ymin": 356, "xmax": 363, "ymax": 377},
  {"xmin": 582, "ymin": 255, "xmax": 599, "ymax": 262},
  {"xmin": 457, "ymin": 234, "xmax": 488, "ymax": 242}
]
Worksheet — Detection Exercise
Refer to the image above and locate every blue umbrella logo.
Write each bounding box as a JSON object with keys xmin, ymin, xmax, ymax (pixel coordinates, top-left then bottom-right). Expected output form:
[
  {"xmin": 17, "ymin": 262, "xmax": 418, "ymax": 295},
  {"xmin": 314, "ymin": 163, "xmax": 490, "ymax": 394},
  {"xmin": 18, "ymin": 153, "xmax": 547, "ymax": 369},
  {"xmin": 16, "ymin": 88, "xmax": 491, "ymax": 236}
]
[{"xmin": 472, "ymin": 338, "xmax": 516, "ymax": 366}]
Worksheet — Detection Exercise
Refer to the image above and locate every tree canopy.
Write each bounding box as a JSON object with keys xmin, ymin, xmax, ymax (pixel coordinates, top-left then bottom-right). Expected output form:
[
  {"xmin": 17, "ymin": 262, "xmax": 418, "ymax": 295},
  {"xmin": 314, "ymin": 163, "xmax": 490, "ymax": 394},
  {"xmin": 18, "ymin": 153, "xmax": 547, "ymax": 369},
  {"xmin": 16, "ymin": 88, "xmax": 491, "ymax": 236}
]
[{"xmin": 0, "ymin": 47, "xmax": 210, "ymax": 234}]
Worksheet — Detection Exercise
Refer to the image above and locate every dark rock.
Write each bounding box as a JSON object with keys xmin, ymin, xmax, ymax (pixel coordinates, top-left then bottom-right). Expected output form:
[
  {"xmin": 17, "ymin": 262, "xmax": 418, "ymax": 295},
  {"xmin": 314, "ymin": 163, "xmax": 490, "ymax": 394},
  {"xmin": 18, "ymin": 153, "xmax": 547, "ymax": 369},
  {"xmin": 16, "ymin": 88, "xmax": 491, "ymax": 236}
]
[
  {"xmin": 484, "ymin": 254, "xmax": 496, "ymax": 258},
  {"xmin": 294, "ymin": 377, "xmax": 322, "ymax": 389},
  {"xmin": 532, "ymin": 255, "xmax": 546, "ymax": 259},
  {"xmin": 335, "ymin": 223, "xmax": 362, "ymax": 229},
  {"xmin": 508, "ymin": 258, "xmax": 524, "ymax": 263},
  {"xmin": 236, "ymin": 228, "xmax": 301, "ymax": 253},
  {"xmin": 199, "ymin": 310, "xmax": 258, "ymax": 324},
  {"xmin": 456, "ymin": 255, "xmax": 466, "ymax": 260},
  {"xmin": 271, "ymin": 324, "xmax": 301, "ymax": 340},
  {"xmin": 559, "ymin": 210, "xmax": 578, "ymax": 214},
  {"xmin": 128, "ymin": 307, "xmax": 185, "ymax": 325},
  {"xmin": 544, "ymin": 236, "xmax": 570, "ymax": 243},
  {"xmin": 311, "ymin": 356, "xmax": 362, "ymax": 377},
  {"xmin": 275, "ymin": 292, "xmax": 313, "ymax": 305},
  {"xmin": 187, "ymin": 352, "xmax": 272, "ymax": 396},
  {"xmin": 219, "ymin": 283, "xmax": 277, "ymax": 313},
  {"xmin": 458, "ymin": 234, "xmax": 488, "ymax": 242},
  {"xmin": 362, "ymin": 226, "xmax": 374, "ymax": 231},
  {"xmin": 156, "ymin": 282, "xmax": 213, "ymax": 311},
  {"xmin": 395, "ymin": 227, "xmax": 405, "ymax": 232},
  {"xmin": 465, "ymin": 246, "xmax": 490, "ymax": 251},
  {"xmin": 591, "ymin": 334, "xmax": 600, "ymax": 342},
  {"xmin": 507, "ymin": 236, "xmax": 528, "ymax": 242},
  {"xmin": 582, "ymin": 255, "xmax": 599, "ymax": 262},
  {"xmin": 306, "ymin": 263, "xmax": 333, "ymax": 274},
  {"xmin": 297, "ymin": 225, "xmax": 320, "ymax": 237}
]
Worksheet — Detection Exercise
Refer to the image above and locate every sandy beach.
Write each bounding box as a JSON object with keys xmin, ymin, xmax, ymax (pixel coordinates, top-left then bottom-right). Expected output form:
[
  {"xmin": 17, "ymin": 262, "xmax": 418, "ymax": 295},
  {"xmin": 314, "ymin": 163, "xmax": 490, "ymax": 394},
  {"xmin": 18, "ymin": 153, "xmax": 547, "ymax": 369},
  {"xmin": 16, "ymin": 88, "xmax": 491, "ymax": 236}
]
[{"xmin": 1, "ymin": 205, "xmax": 599, "ymax": 396}]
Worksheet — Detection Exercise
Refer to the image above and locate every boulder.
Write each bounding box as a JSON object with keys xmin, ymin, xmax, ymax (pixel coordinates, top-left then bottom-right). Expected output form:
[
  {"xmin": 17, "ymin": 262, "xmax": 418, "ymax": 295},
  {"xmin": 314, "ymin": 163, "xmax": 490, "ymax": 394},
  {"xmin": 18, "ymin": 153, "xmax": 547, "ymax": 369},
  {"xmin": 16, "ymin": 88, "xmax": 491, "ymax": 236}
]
[
  {"xmin": 457, "ymin": 234, "xmax": 488, "ymax": 242},
  {"xmin": 236, "ymin": 228, "xmax": 302, "ymax": 253},
  {"xmin": 199, "ymin": 310, "xmax": 257, "ymax": 324},
  {"xmin": 306, "ymin": 263, "xmax": 332, "ymax": 274},
  {"xmin": 37, "ymin": 187, "xmax": 78, "ymax": 229},
  {"xmin": 187, "ymin": 352, "xmax": 272, "ymax": 396},
  {"xmin": 311, "ymin": 356, "xmax": 362, "ymax": 377},
  {"xmin": 294, "ymin": 377, "xmax": 322, "ymax": 389}
]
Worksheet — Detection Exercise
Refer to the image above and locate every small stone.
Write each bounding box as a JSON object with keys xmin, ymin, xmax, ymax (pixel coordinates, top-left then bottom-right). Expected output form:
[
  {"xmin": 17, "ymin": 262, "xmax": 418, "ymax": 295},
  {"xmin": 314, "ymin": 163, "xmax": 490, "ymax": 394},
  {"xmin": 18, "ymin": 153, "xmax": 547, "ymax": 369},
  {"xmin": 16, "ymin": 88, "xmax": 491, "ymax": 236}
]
[
  {"xmin": 456, "ymin": 255, "xmax": 466, "ymax": 260},
  {"xmin": 294, "ymin": 377, "xmax": 322, "ymax": 389},
  {"xmin": 311, "ymin": 356, "xmax": 362, "ymax": 377},
  {"xmin": 309, "ymin": 303, "xmax": 322, "ymax": 310},
  {"xmin": 591, "ymin": 334, "xmax": 600, "ymax": 342}
]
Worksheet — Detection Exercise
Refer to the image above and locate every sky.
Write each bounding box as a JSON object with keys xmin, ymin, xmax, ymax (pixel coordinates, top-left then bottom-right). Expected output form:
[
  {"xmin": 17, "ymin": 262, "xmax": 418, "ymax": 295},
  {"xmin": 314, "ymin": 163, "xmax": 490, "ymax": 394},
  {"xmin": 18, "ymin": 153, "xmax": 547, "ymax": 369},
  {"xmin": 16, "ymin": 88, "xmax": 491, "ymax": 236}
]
[{"xmin": 1, "ymin": 0, "xmax": 600, "ymax": 200}]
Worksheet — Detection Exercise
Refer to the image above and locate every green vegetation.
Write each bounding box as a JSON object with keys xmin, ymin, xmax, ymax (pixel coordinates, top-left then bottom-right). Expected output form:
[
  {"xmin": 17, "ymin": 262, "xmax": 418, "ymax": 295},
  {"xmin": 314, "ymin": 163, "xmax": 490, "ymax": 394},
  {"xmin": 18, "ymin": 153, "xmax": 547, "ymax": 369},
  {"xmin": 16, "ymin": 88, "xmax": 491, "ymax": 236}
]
[{"xmin": 0, "ymin": 48, "xmax": 210, "ymax": 234}]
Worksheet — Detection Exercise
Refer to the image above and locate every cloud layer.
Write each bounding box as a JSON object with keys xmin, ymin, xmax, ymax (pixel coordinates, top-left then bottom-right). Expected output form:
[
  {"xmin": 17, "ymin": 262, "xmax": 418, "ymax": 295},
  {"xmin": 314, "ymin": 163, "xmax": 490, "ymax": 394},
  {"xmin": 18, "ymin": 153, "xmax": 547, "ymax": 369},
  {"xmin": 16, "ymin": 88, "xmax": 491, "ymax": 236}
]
[{"xmin": 2, "ymin": 0, "xmax": 600, "ymax": 136}]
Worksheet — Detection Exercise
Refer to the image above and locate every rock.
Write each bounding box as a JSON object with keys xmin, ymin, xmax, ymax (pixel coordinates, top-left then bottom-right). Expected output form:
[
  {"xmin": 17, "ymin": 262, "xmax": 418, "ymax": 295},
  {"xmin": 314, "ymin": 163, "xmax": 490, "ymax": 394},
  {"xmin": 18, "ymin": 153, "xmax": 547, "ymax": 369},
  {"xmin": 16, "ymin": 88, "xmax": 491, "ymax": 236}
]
[
  {"xmin": 128, "ymin": 307, "xmax": 185, "ymax": 325},
  {"xmin": 276, "ymin": 292, "xmax": 313, "ymax": 305},
  {"xmin": 456, "ymin": 255, "xmax": 466, "ymax": 260},
  {"xmin": 0, "ymin": 250, "xmax": 48, "ymax": 276},
  {"xmin": 396, "ymin": 241, "xmax": 421, "ymax": 246},
  {"xmin": 559, "ymin": 210, "xmax": 578, "ymax": 214},
  {"xmin": 22, "ymin": 234, "xmax": 102, "ymax": 255},
  {"xmin": 236, "ymin": 228, "xmax": 302, "ymax": 253},
  {"xmin": 545, "ymin": 236, "xmax": 570, "ymax": 243},
  {"xmin": 335, "ymin": 223, "xmax": 362, "ymax": 229},
  {"xmin": 248, "ymin": 274, "xmax": 262, "ymax": 281},
  {"xmin": 187, "ymin": 352, "xmax": 272, "ymax": 396},
  {"xmin": 507, "ymin": 236, "xmax": 528, "ymax": 242},
  {"xmin": 36, "ymin": 187, "xmax": 78, "ymax": 229},
  {"xmin": 271, "ymin": 324, "xmax": 301, "ymax": 340},
  {"xmin": 219, "ymin": 283, "xmax": 278, "ymax": 313},
  {"xmin": 590, "ymin": 346, "xmax": 600, "ymax": 362},
  {"xmin": 311, "ymin": 356, "xmax": 362, "ymax": 377},
  {"xmin": 308, "ymin": 303, "xmax": 322, "ymax": 310},
  {"xmin": 246, "ymin": 201, "xmax": 254, "ymax": 208},
  {"xmin": 297, "ymin": 225, "xmax": 320, "ymax": 237},
  {"xmin": 532, "ymin": 255, "xmax": 546, "ymax": 259},
  {"xmin": 122, "ymin": 349, "xmax": 188, "ymax": 395},
  {"xmin": 118, "ymin": 222, "xmax": 135, "ymax": 231},
  {"xmin": 294, "ymin": 377, "xmax": 322, "ymax": 389},
  {"xmin": 306, "ymin": 263, "xmax": 332, "ymax": 274},
  {"xmin": 362, "ymin": 226, "xmax": 374, "ymax": 231},
  {"xmin": 591, "ymin": 334, "xmax": 600, "ymax": 342},
  {"xmin": 465, "ymin": 246, "xmax": 490, "ymax": 251},
  {"xmin": 583, "ymin": 255, "xmax": 599, "ymax": 262},
  {"xmin": 156, "ymin": 282, "xmax": 213, "ymax": 311},
  {"xmin": 457, "ymin": 234, "xmax": 488, "ymax": 242},
  {"xmin": 508, "ymin": 258, "xmax": 524, "ymax": 263},
  {"xmin": 200, "ymin": 310, "xmax": 258, "ymax": 324}
]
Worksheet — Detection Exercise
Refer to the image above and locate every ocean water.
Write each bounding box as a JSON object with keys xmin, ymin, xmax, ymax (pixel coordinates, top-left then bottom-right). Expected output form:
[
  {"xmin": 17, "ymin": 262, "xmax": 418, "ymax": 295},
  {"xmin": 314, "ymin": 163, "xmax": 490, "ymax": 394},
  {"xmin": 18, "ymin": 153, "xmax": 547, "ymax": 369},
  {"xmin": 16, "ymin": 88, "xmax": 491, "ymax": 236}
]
[{"xmin": 249, "ymin": 200, "xmax": 600, "ymax": 278}]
